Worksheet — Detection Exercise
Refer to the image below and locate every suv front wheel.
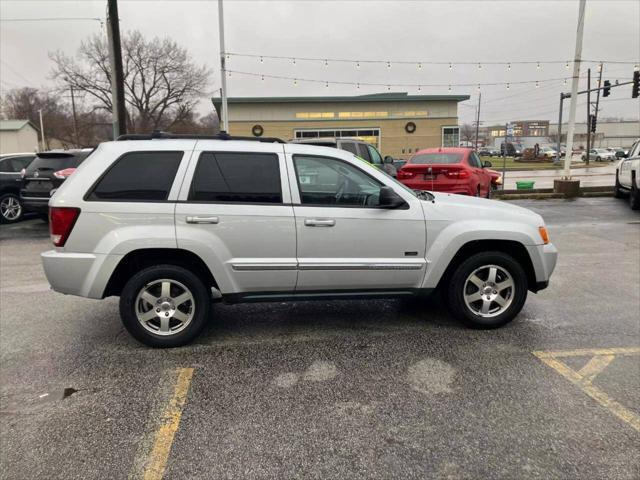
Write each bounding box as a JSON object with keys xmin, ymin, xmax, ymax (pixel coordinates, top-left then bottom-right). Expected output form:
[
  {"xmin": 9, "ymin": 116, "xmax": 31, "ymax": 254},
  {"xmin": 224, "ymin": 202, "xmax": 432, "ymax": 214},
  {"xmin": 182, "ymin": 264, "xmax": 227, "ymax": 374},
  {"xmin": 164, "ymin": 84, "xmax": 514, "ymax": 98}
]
[
  {"xmin": 447, "ymin": 251, "xmax": 528, "ymax": 328},
  {"xmin": 119, "ymin": 265, "xmax": 211, "ymax": 347}
]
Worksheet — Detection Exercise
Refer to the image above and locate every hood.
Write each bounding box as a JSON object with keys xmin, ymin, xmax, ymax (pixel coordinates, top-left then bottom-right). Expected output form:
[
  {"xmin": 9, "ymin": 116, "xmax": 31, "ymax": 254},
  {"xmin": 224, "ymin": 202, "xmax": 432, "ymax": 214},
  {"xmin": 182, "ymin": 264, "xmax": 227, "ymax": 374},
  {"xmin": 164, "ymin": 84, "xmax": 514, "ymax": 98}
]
[{"xmin": 426, "ymin": 191, "xmax": 543, "ymax": 225}]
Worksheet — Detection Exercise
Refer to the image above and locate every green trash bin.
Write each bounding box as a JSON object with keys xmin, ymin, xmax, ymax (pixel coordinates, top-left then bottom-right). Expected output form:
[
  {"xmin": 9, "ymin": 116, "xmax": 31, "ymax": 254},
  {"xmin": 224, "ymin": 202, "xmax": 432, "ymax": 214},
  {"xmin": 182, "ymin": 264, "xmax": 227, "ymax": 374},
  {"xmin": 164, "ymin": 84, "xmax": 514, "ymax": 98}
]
[{"xmin": 516, "ymin": 181, "xmax": 535, "ymax": 190}]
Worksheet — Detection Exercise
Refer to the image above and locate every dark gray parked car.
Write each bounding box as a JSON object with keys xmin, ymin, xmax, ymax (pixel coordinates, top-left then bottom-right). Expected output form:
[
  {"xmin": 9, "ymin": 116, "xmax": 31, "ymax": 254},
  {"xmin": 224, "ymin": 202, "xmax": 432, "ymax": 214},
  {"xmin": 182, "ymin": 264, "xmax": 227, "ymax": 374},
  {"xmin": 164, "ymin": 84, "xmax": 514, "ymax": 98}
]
[{"xmin": 291, "ymin": 137, "xmax": 397, "ymax": 177}]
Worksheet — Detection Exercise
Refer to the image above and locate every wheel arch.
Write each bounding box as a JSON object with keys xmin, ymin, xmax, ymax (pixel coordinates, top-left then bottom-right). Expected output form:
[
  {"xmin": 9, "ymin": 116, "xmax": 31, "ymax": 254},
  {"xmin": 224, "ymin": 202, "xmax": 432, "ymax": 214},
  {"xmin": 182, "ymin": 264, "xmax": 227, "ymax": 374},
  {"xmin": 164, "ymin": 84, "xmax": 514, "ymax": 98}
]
[
  {"xmin": 103, "ymin": 248, "xmax": 218, "ymax": 298},
  {"xmin": 433, "ymin": 239, "xmax": 537, "ymax": 293}
]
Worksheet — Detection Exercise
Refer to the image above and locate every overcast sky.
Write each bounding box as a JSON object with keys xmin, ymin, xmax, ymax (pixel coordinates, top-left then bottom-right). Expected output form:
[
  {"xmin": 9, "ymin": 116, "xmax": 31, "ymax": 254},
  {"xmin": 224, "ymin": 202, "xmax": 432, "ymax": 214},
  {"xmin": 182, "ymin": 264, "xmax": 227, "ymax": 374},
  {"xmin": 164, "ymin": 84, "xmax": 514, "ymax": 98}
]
[{"xmin": 1, "ymin": 0, "xmax": 639, "ymax": 126}]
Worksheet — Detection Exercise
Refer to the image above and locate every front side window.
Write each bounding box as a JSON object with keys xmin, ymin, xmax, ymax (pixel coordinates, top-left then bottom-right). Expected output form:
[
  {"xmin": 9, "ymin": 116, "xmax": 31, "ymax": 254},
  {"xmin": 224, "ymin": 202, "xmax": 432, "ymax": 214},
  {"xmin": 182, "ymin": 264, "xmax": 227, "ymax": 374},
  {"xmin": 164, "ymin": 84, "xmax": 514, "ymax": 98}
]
[
  {"xmin": 190, "ymin": 152, "xmax": 282, "ymax": 203},
  {"xmin": 88, "ymin": 151, "xmax": 182, "ymax": 201},
  {"xmin": 367, "ymin": 145, "xmax": 383, "ymax": 165},
  {"xmin": 294, "ymin": 155, "xmax": 382, "ymax": 207}
]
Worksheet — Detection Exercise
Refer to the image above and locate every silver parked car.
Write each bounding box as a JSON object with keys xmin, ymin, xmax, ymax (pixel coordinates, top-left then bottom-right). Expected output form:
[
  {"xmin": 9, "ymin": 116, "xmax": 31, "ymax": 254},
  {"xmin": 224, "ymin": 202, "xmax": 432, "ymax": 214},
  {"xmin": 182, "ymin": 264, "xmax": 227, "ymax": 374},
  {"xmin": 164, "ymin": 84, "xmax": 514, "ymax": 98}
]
[
  {"xmin": 582, "ymin": 148, "xmax": 617, "ymax": 162},
  {"xmin": 41, "ymin": 132, "xmax": 558, "ymax": 347}
]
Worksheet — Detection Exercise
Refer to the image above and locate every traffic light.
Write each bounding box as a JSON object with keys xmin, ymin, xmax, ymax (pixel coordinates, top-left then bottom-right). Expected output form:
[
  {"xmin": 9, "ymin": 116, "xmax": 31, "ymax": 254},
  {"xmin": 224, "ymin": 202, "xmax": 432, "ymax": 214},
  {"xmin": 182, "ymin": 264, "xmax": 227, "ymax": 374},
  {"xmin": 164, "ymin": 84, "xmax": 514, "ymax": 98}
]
[
  {"xmin": 633, "ymin": 70, "xmax": 639, "ymax": 99},
  {"xmin": 590, "ymin": 114, "xmax": 597, "ymax": 133},
  {"xmin": 603, "ymin": 80, "xmax": 611, "ymax": 97}
]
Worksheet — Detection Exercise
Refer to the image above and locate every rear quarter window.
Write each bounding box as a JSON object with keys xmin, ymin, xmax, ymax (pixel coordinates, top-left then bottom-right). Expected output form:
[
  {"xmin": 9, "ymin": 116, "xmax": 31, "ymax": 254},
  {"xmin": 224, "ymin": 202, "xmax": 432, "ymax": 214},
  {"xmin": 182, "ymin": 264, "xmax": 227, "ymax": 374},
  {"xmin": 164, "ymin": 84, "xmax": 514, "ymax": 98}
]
[{"xmin": 86, "ymin": 151, "xmax": 183, "ymax": 201}]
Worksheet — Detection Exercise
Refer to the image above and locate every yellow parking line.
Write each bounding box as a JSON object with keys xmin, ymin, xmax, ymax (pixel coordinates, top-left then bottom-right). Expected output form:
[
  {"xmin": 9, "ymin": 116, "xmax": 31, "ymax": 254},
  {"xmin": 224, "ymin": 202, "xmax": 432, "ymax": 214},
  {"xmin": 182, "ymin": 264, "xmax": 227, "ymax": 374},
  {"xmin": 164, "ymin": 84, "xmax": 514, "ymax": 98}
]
[
  {"xmin": 534, "ymin": 347, "xmax": 640, "ymax": 358},
  {"xmin": 533, "ymin": 349, "xmax": 640, "ymax": 432},
  {"xmin": 142, "ymin": 367, "xmax": 194, "ymax": 480}
]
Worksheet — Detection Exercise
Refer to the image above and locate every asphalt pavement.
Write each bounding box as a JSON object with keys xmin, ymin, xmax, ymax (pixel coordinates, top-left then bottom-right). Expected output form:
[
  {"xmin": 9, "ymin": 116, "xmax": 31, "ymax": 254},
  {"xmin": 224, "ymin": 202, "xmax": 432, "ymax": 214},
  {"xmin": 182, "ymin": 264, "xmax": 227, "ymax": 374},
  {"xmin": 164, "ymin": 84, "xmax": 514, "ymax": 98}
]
[
  {"xmin": 502, "ymin": 163, "xmax": 617, "ymax": 190},
  {"xmin": 1, "ymin": 197, "xmax": 639, "ymax": 479}
]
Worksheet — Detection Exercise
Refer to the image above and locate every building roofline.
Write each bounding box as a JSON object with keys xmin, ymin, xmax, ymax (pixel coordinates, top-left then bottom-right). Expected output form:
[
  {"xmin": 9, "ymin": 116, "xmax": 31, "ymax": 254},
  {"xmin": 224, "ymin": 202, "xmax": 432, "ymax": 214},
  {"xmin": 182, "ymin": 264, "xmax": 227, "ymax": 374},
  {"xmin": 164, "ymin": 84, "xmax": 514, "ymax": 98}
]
[
  {"xmin": 211, "ymin": 92, "xmax": 470, "ymax": 106},
  {"xmin": 0, "ymin": 119, "xmax": 40, "ymax": 132}
]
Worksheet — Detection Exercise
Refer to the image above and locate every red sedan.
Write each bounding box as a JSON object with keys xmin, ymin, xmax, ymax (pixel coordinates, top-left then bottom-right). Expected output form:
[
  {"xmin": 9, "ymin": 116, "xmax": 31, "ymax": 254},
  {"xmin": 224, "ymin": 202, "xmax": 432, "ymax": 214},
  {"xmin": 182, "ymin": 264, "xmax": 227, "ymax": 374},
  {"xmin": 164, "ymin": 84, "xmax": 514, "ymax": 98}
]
[{"xmin": 396, "ymin": 148, "xmax": 494, "ymax": 198}]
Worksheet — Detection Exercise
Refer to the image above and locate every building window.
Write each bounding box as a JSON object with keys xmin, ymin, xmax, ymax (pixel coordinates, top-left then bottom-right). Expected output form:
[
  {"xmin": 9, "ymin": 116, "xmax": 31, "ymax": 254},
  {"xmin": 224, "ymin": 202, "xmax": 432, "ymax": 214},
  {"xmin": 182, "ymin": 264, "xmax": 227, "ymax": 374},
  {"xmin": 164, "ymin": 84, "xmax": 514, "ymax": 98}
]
[
  {"xmin": 442, "ymin": 126, "xmax": 460, "ymax": 147},
  {"xmin": 295, "ymin": 112, "xmax": 335, "ymax": 119},
  {"xmin": 294, "ymin": 128, "xmax": 381, "ymax": 148},
  {"xmin": 337, "ymin": 111, "xmax": 388, "ymax": 119}
]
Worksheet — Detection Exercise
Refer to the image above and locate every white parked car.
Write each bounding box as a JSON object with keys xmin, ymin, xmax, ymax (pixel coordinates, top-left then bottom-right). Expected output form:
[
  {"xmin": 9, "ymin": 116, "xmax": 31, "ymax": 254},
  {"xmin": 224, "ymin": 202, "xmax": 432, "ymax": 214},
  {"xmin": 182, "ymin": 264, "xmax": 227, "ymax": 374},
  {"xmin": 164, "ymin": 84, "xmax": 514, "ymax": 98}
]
[
  {"xmin": 615, "ymin": 138, "xmax": 640, "ymax": 210},
  {"xmin": 41, "ymin": 133, "xmax": 558, "ymax": 347},
  {"xmin": 582, "ymin": 148, "xmax": 617, "ymax": 162}
]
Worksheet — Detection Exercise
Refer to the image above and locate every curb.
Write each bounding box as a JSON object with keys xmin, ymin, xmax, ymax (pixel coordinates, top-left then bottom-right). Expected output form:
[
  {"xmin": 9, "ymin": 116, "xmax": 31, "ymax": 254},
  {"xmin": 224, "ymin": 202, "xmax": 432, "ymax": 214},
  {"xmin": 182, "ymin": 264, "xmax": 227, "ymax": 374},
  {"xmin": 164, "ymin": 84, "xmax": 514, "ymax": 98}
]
[{"xmin": 494, "ymin": 186, "xmax": 613, "ymax": 200}]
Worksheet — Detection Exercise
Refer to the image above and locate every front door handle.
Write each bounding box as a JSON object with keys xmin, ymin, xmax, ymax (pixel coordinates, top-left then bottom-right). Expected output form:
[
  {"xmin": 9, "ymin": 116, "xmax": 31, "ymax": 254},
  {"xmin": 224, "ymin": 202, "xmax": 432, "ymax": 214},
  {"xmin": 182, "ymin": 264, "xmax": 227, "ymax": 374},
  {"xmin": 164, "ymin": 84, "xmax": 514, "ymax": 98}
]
[
  {"xmin": 304, "ymin": 218, "xmax": 335, "ymax": 227},
  {"xmin": 186, "ymin": 216, "xmax": 219, "ymax": 224}
]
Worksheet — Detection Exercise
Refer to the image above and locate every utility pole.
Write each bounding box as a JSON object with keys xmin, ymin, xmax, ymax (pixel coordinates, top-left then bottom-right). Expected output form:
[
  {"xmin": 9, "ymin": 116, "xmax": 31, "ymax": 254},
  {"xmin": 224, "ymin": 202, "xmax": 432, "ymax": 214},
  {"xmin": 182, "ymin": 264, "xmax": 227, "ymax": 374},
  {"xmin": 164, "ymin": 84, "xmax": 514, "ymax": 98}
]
[
  {"xmin": 70, "ymin": 85, "xmax": 80, "ymax": 148},
  {"xmin": 38, "ymin": 109, "xmax": 46, "ymax": 151},
  {"xmin": 107, "ymin": 0, "xmax": 126, "ymax": 138},
  {"xmin": 555, "ymin": 93, "xmax": 564, "ymax": 164},
  {"xmin": 593, "ymin": 63, "xmax": 604, "ymax": 147},
  {"xmin": 474, "ymin": 92, "xmax": 481, "ymax": 150},
  {"xmin": 218, "ymin": 0, "xmax": 229, "ymax": 132},
  {"xmin": 585, "ymin": 68, "xmax": 591, "ymax": 165},
  {"xmin": 561, "ymin": 0, "xmax": 586, "ymax": 180}
]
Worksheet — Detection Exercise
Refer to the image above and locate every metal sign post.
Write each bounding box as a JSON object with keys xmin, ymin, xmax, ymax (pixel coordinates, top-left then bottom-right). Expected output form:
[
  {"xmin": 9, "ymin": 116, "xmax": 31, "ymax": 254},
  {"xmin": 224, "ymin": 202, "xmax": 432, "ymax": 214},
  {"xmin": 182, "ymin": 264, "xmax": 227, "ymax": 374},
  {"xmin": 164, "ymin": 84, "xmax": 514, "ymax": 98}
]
[{"xmin": 502, "ymin": 122, "xmax": 512, "ymax": 190}]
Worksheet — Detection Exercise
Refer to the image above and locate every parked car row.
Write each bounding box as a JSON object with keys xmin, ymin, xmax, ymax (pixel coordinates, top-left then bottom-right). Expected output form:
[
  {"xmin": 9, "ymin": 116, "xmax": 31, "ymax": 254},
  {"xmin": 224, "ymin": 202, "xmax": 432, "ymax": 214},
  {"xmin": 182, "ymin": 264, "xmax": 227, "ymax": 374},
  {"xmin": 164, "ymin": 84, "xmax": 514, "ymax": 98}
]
[{"xmin": 582, "ymin": 148, "xmax": 618, "ymax": 162}]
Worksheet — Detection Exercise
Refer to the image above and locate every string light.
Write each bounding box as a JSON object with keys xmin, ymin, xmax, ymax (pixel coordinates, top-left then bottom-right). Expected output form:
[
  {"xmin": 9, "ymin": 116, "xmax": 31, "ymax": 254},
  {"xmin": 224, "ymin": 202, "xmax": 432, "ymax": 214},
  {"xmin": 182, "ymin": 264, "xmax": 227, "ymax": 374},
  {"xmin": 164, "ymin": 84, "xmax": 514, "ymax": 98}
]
[
  {"xmin": 418, "ymin": 85, "xmax": 421, "ymax": 92},
  {"xmin": 478, "ymin": 62, "xmax": 482, "ymax": 70},
  {"xmin": 564, "ymin": 78, "xmax": 568, "ymax": 86},
  {"xmin": 449, "ymin": 63, "xmax": 452, "ymax": 70},
  {"xmin": 225, "ymin": 54, "xmax": 230, "ymax": 60},
  {"xmin": 418, "ymin": 63, "xmax": 422, "ymax": 70},
  {"xmin": 325, "ymin": 81, "xmax": 329, "ymax": 88},
  {"xmin": 356, "ymin": 60, "xmax": 360, "ymax": 69},
  {"xmin": 357, "ymin": 82, "xmax": 360, "ymax": 89},
  {"xmin": 535, "ymin": 81, "xmax": 539, "ymax": 88},
  {"xmin": 292, "ymin": 58, "xmax": 296, "ymax": 65},
  {"xmin": 477, "ymin": 84, "xmax": 481, "ymax": 92},
  {"xmin": 293, "ymin": 78, "xmax": 297, "ymax": 86},
  {"xmin": 324, "ymin": 59, "xmax": 328, "ymax": 67},
  {"xmin": 537, "ymin": 61, "xmax": 541, "ymax": 70},
  {"xmin": 507, "ymin": 63, "xmax": 511, "ymax": 71},
  {"xmin": 261, "ymin": 75, "xmax": 264, "ymax": 81},
  {"xmin": 565, "ymin": 61, "xmax": 570, "ymax": 69},
  {"xmin": 506, "ymin": 83, "xmax": 510, "ymax": 90},
  {"xmin": 260, "ymin": 56, "xmax": 263, "ymax": 64},
  {"xmin": 387, "ymin": 61, "xmax": 391, "ymax": 69},
  {"xmin": 387, "ymin": 85, "xmax": 391, "ymax": 90},
  {"xmin": 448, "ymin": 84, "xmax": 451, "ymax": 92}
]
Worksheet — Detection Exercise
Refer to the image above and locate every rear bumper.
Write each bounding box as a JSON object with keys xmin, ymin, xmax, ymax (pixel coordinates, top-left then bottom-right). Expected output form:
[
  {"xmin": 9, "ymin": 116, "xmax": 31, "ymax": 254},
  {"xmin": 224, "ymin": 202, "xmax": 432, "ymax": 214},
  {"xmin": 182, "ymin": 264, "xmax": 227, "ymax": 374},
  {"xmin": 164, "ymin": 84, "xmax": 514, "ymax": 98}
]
[
  {"xmin": 41, "ymin": 250, "xmax": 122, "ymax": 299},
  {"xmin": 21, "ymin": 196, "xmax": 49, "ymax": 213}
]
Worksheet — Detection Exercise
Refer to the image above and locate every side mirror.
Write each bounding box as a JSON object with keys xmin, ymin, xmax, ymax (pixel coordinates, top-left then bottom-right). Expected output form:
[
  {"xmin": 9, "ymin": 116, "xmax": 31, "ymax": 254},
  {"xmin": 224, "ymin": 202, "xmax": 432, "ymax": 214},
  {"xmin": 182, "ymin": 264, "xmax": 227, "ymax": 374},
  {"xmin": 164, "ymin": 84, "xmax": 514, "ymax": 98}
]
[
  {"xmin": 384, "ymin": 155, "xmax": 394, "ymax": 164},
  {"xmin": 378, "ymin": 186, "xmax": 406, "ymax": 209},
  {"xmin": 483, "ymin": 160, "xmax": 492, "ymax": 168}
]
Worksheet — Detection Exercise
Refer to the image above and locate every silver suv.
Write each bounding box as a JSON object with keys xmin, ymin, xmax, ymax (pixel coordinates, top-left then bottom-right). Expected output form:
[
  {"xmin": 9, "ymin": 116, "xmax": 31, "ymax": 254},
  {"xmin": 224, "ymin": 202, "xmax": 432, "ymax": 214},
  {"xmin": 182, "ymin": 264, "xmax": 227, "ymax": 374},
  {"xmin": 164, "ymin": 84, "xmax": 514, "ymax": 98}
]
[{"xmin": 42, "ymin": 133, "xmax": 557, "ymax": 347}]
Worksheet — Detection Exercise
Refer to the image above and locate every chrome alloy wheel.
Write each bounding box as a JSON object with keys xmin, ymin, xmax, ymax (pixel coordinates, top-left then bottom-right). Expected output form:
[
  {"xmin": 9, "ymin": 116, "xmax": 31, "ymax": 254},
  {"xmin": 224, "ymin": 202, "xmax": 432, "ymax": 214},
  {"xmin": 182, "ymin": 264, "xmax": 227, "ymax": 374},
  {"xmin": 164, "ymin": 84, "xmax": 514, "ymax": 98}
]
[
  {"xmin": 1, "ymin": 195, "xmax": 22, "ymax": 221},
  {"xmin": 135, "ymin": 279, "xmax": 195, "ymax": 335},
  {"xmin": 463, "ymin": 265, "xmax": 515, "ymax": 318}
]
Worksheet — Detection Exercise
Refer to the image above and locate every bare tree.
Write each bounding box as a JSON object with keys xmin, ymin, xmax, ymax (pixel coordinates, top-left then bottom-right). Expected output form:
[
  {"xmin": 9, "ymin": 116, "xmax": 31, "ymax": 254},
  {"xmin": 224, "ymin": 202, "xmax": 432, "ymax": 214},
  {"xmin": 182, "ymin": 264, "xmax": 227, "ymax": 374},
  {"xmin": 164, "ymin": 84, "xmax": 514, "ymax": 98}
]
[
  {"xmin": 460, "ymin": 123, "xmax": 476, "ymax": 144},
  {"xmin": 50, "ymin": 30, "xmax": 211, "ymax": 133}
]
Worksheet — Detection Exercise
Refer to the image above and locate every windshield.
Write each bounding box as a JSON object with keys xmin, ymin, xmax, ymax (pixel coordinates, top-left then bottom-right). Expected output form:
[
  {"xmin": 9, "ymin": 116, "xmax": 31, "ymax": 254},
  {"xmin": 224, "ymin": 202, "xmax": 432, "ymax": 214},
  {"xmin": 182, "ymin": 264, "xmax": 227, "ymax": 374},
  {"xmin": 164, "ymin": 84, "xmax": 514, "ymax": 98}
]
[{"xmin": 410, "ymin": 153, "xmax": 463, "ymax": 164}]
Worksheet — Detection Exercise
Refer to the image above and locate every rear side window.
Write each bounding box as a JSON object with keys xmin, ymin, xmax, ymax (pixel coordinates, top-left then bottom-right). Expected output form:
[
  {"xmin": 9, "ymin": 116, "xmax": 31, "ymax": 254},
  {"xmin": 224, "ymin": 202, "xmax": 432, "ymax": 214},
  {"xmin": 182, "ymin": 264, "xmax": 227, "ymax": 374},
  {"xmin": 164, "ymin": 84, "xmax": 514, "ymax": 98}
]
[
  {"xmin": 341, "ymin": 142, "xmax": 358, "ymax": 155},
  {"xmin": 87, "ymin": 151, "xmax": 182, "ymax": 201},
  {"xmin": 189, "ymin": 152, "xmax": 282, "ymax": 203}
]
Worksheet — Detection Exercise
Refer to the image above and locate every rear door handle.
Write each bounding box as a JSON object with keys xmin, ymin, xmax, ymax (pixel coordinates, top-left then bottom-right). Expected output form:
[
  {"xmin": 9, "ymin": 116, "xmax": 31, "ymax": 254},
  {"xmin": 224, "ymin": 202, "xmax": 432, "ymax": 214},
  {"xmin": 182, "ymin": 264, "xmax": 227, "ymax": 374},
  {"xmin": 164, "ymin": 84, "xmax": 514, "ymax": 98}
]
[
  {"xmin": 186, "ymin": 216, "xmax": 219, "ymax": 224},
  {"xmin": 304, "ymin": 218, "xmax": 335, "ymax": 227}
]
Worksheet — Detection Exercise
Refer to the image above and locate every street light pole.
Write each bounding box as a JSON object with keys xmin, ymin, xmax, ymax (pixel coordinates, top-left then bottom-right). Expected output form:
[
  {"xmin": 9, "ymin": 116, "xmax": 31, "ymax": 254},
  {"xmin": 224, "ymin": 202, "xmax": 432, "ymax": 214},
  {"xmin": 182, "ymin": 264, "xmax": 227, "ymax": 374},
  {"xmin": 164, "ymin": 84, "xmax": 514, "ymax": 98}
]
[
  {"xmin": 474, "ymin": 92, "xmax": 481, "ymax": 150},
  {"xmin": 218, "ymin": 0, "xmax": 229, "ymax": 132},
  {"xmin": 556, "ymin": 93, "xmax": 564, "ymax": 164},
  {"xmin": 562, "ymin": 0, "xmax": 587, "ymax": 179},
  {"xmin": 70, "ymin": 85, "xmax": 80, "ymax": 148}
]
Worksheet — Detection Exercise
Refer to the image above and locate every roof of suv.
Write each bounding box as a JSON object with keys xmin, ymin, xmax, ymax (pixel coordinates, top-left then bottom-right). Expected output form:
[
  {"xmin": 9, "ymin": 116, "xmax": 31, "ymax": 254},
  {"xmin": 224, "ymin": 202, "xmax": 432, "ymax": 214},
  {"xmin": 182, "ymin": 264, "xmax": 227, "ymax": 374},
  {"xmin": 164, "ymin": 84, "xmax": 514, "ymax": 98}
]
[{"xmin": 290, "ymin": 137, "xmax": 366, "ymax": 145}]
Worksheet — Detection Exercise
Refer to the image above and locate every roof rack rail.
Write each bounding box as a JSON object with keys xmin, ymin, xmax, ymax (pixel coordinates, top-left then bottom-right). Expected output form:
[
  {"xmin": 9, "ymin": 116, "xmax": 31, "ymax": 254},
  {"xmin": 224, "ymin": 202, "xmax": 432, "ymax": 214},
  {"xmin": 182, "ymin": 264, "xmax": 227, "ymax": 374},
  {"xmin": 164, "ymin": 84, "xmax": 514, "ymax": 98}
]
[{"xmin": 116, "ymin": 130, "xmax": 285, "ymax": 144}]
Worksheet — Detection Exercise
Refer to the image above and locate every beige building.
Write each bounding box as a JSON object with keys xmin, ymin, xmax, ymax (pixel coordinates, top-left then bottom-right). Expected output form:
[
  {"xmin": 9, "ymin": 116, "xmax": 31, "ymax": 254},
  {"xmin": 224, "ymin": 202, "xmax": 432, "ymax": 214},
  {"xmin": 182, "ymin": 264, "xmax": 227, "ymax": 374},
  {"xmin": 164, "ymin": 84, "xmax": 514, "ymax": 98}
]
[
  {"xmin": 0, "ymin": 120, "xmax": 40, "ymax": 154},
  {"xmin": 213, "ymin": 92, "xmax": 469, "ymax": 159}
]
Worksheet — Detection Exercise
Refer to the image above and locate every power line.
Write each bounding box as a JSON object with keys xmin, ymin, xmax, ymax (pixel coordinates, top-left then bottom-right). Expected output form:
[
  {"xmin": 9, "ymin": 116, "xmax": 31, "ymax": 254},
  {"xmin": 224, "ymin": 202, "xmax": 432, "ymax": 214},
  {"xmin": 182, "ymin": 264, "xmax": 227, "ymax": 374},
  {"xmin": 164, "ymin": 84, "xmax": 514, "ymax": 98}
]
[
  {"xmin": 0, "ymin": 17, "xmax": 102, "ymax": 22},
  {"xmin": 0, "ymin": 60, "xmax": 33, "ymax": 85}
]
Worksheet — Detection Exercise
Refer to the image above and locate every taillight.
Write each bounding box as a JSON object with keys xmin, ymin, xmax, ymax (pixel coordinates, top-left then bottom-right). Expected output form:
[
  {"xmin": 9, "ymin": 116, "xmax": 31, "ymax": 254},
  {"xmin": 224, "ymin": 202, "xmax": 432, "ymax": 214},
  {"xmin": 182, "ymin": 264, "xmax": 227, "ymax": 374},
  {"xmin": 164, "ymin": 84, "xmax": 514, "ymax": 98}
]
[
  {"xmin": 445, "ymin": 169, "xmax": 470, "ymax": 179},
  {"xmin": 53, "ymin": 168, "xmax": 76, "ymax": 179},
  {"xmin": 397, "ymin": 170, "xmax": 415, "ymax": 179},
  {"xmin": 49, "ymin": 207, "xmax": 80, "ymax": 247}
]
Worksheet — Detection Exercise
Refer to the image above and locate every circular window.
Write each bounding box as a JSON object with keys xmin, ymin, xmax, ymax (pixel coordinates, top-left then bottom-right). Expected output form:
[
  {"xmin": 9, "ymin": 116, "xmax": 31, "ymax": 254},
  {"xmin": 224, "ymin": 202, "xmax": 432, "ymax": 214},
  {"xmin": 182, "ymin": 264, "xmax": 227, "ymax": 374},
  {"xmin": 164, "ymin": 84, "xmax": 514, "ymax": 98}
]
[
  {"xmin": 252, "ymin": 124, "xmax": 264, "ymax": 137},
  {"xmin": 405, "ymin": 122, "xmax": 416, "ymax": 134}
]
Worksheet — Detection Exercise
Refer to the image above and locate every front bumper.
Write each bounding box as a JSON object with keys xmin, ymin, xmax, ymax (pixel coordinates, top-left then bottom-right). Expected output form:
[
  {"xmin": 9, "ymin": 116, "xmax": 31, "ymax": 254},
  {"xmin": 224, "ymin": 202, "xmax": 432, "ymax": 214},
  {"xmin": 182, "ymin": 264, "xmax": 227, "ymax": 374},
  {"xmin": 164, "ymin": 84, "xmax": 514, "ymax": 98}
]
[
  {"xmin": 41, "ymin": 250, "xmax": 122, "ymax": 299},
  {"xmin": 526, "ymin": 243, "xmax": 558, "ymax": 291}
]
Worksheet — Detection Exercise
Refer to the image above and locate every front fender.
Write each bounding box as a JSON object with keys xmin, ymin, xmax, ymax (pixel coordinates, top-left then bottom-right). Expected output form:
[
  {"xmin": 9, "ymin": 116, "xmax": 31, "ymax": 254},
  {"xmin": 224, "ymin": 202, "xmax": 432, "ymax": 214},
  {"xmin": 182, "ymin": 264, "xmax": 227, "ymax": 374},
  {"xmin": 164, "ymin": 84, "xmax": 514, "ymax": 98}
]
[{"xmin": 422, "ymin": 219, "xmax": 542, "ymax": 289}]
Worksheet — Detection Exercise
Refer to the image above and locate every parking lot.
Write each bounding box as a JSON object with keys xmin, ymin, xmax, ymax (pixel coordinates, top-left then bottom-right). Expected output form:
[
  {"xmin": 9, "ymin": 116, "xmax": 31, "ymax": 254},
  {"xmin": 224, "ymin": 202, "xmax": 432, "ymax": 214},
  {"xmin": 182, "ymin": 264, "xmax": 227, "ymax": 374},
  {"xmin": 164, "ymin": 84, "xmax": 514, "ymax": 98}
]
[{"xmin": 0, "ymin": 197, "xmax": 638, "ymax": 479}]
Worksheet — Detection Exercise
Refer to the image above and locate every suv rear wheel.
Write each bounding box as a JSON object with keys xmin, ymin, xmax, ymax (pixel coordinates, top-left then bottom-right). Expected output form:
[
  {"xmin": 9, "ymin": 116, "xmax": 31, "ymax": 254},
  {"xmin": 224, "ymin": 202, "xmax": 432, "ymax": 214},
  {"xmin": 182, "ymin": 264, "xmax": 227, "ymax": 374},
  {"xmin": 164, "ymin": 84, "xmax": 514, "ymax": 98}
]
[
  {"xmin": 119, "ymin": 265, "xmax": 210, "ymax": 347},
  {"xmin": 446, "ymin": 251, "xmax": 528, "ymax": 328}
]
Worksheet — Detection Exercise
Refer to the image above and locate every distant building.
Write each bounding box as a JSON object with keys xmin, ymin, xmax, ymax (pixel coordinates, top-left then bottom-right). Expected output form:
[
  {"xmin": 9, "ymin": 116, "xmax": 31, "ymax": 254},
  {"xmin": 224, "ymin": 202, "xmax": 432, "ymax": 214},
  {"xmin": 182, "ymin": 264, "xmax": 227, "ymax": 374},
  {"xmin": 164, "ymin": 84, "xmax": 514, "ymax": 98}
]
[
  {"xmin": 212, "ymin": 92, "xmax": 470, "ymax": 159},
  {"xmin": 0, "ymin": 120, "xmax": 39, "ymax": 154},
  {"xmin": 549, "ymin": 120, "xmax": 639, "ymax": 149},
  {"xmin": 485, "ymin": 120, "xmax": 550, "ymax": 148}
]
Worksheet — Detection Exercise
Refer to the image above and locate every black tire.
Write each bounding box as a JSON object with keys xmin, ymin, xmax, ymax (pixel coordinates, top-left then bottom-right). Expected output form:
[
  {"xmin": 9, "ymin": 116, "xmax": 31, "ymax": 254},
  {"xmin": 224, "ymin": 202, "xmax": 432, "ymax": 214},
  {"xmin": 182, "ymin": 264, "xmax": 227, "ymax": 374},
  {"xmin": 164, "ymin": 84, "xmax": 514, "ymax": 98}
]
[
  {"xmin": 119, "ymin": 264, "xmax": 210, "ymax": 347},
  {"xmin": 475, "ymin": 186, "xmax": 481, "ymax": 197},
  {"xmin": 630, "ymin": 177, "xmax": 640, "ymax": 210},
  {"xmin": 614, "ymin": 172, "xmax": 626, "ymax": 199},
  {"xmin": 0, "ymin": 193, "xmax": 24, "ymax": 224},
  {"xmin": 596, "ymin": 156, "xmax": 601, "ymax": 162},
  {"xmin": 446, "ymin": 251, "xmax": 528, "ymax": 329}
]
